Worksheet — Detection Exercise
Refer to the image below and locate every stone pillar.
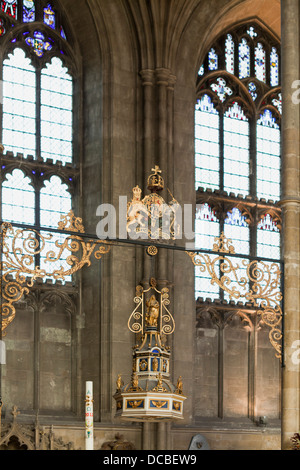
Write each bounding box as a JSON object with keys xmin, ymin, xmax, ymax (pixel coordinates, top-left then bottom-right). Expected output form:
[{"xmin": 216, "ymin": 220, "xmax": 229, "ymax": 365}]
[{"xmin": 280, "ymin": 0, "xmax": 300, "ymax": 450}]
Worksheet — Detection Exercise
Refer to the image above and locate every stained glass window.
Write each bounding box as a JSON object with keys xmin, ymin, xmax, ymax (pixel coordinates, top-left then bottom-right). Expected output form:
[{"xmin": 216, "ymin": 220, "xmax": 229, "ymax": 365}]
[
  {"xmin": 195, "ymin": 95, "xmax": 219, "ymax": 190},
  {"xmin": 23, "ymin": 0, "xmax": 35, "ymax": 22},
  {"xmin": 224, "ymin": 103, "xmax": 249, "ymax": 196},
  {"xmin": 257, "ymin": 214, "xmax": 280, "ymax": 259},
  {"xmin": 2, "ymin": 48, "xmax": 36, "ymax": 157},
  {"xmin": 198, "ymin": 64, "xmax": 204, "ymax": 76},
  {"xmin": 208, "ymin": 48, "xmax": 218, "ymax": 71},
  {"xmin": 1, "ymin": 0, "xmax": 18, "ymax": 19},
  {"xmin": 256, "ymin": 109, "xmax": 280, "ymax": 201},
  {"xmin": 270, "ymin": 48, "xmax": 279, "ymax": 87},
  {"xmin": 44, "ymin": 3, "xmax": 55, "ymax": 29},
  {"xmin": 248, "ymin": 82, "xmax": 257, "ymax": 101},
  {"xmin": 0, "ymin": 0, "xmax": 75, "ymax": 284},
  {"xmin": 239, "ymin": 38, "xmax": 250, "ymax": 79},
  {"xmin": 195, "ymin": 23, "xmax": 281, "ymax": 305},
  {"xmin": 255, "ymin": 43, "xmax": 266, "ymax": 82},
  {"xmin": 40, "ymin": 57, "xmax": 73, "ymax": 164},
  {"xmin": 25, "ymin": 30, "xmax": 53, "ymax": 57},
  {"xmin": 210, "ymin": 77, "xmax": 233, "ymax": 103},
  {"xmin": 225, "ymin": 34, "xmax": 234, "ymax": 74},
  {"xmin": 0, "ymin": 18, "xmax": 6, "ymax": 35},
  {"xmin": 272, "ymin": 93, "xmax": 282, "ymax": 114},
  {"xmin": 247, "ymin": 26, "xmax": 257, "ymax": 38}
]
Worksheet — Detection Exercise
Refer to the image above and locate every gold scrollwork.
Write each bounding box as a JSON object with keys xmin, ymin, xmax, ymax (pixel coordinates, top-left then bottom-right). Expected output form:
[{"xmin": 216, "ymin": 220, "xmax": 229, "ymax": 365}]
[
  {"xmin": 187, "ymin": 233, "xmax": 283, "ymax": 360},
  {"xmin": 127, "ymin": 281, "xmax": 175, "ymax": 336},
  {"xmin": 0, "ymin": 212, "xmax": 111, "ymax": 334}
]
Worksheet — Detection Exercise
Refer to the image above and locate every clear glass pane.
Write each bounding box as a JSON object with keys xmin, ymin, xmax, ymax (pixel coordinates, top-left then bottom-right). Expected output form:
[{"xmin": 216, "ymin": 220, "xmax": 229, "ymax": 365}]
[
  {"xmin": 224, "ymin": 103, "xmax": 249, "ymax": 196},
  {"xmin": 195, "ymin": 95, "xmax": 220, "ymax": 190},
  {"xmin": 2, "ymin": 48, "xmax": 36, "ymax": 156},
  {"xmin": 2, "ymin": 169, "xmax": 35, "ymax": 225},
  {"xmin": 195, "ymin": 204, "xmax": 220, "ymax": 300},
  {"xmin": 40, "ymin": 176, "xmax": 72, "ymax": 282},
  {"xmin": 40, "ymin": 57, "xmax": 73, "ymax": 164},
  {"xmin": 256, "ymin": 110, "xmax": 281, "ymax": 201}
]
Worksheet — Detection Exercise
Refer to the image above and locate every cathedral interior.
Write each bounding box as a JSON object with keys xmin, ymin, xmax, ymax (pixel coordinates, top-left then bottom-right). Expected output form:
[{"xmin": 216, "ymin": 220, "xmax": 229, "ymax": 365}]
[{"xmin": 0, "ymin": 0, "xmax": 299, "ymax": 452}]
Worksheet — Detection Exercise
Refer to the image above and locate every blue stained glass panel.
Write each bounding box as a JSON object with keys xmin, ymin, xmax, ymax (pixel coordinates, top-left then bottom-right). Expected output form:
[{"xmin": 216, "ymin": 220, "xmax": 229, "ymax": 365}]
[
  {"xmin": 44, "ymin": 3, "xmax": 55, "ymax": 29},
  {"xmin": 239, "ymin": 38, "xmax": 250, "ymax": 79},
  {"xmin": 25, "ymin": 30, "xmax": 52, "ymax": 57},
  {"xmin": 23, "ymin": 0, "xmax": 35, "ymax": 22},
  {"xmin": 255, "ymin": 43, "xmax": 266, "ymax": 82}
]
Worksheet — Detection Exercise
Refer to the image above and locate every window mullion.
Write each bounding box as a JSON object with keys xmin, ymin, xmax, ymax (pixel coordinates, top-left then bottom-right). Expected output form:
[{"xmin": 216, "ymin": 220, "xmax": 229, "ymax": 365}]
[
  {"xmin": 36, "ymin": 67, "xmax": 41, "ymax": 160},
  {"xmin": 219, "ymin": 109, "xmax": 224, "ymax": 192}
]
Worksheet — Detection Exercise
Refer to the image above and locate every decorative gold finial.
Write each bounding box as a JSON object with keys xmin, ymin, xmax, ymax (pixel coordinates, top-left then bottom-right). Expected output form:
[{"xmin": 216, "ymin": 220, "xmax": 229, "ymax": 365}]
[{"xmin": 147, "ymin": 165, "xmax": 164, "ymax": 192}]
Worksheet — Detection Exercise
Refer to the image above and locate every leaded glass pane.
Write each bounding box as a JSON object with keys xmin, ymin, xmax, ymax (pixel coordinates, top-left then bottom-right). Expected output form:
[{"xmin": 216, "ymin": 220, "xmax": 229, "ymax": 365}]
[
  {"xmin": 270, "ymin": 47, "xmax": 279, "ymax": 87},
  {"xmin": 208, "ymin": 48, "xmax": 218, "ymax": 71},
  {"xmin": 40, "ymin": 57, "xmax": 73, "ymax": 164},
  {"xmin": 195, "ymin": 204, "xmax": 220, "ymax": 300},
  {"xmin": 247, "ymin": 26, "xmax": 257, "ymax": 38},
  {"xmin": 40, "ymin": 176, "xmax": 72, "ymax": 282},
  {"xmin": 195, "ymin": 95, "xmax": 219, "ymax": 191},
  {"xmin": 210, "ymin": 77, "xmax": 233, "ymax": 103},
  {"xmin": 2, "ymin": 48, "xmax": 36, "ymax": 157},
  {"xmin": 272, "ymin": 93, "xmax": 282, "ymax": 114},
  {"xmin": 198, "ymin": 64, "xmax": 204, "ymax": 76},
  {"xmin": 23, "ymin": 0, "xmax": 35, "ymax": 22},
  {"xmin": 44, "ymin": 3, "xmax": 55, "ymax": 29},
  {"xmin": 256, "ymin": 110, "xmax": 280, "ymax": 201},
  {"xmin": 257, "ymin": 214, "xmax": 280, "ymax": 259},
  {"xmin": 1, "ymin": 0, "xmax": 17, "ymax": 19},
  {"xmin": 25, "ymin": 30, "xmax": 53, "ymax": 57},
  {"xmin": 248, "ymin": 82, "xmax": 257, "ymax": 101},
  {"xmin": 2, "ymin": 169, "xmax": 35, "ymax": 225},
  {"xmin": 40, "ymin": 175, "xmax": 71, "ymax": 229},
  {"xmin": 224, "ymin": 208, "xmax": 250, "ymax": 301},
  {"xmin": 224, "ymin": 103, "xmax": 249, "ymax": 196},
  {"xmin": 255, "ymin": 43, "xmax": 266, "ymax": 82},
  {"xmin": 225, "ymin": 34, "xmax": 234, "ymax": 74},
  {"xmin": 239, "ymin": 38, "xmax": 250, "ymax": 79}
]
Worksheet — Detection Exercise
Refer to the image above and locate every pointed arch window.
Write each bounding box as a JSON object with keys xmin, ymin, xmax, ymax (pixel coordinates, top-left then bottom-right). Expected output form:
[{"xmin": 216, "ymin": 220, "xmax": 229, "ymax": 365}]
[
  {"xmin": 195, "ymin": 23, "xmax": 282, "ymax": 301},
  {"xmin": 0, "ymin": 1, "xmax": 77, "ymax": 282}
]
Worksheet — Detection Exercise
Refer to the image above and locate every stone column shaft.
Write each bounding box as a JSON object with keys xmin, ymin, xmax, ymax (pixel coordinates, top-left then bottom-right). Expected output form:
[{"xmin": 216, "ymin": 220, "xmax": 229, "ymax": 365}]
[{"xmin": 281, "ymin": 0, "xmax": 300, "ymax": 450}]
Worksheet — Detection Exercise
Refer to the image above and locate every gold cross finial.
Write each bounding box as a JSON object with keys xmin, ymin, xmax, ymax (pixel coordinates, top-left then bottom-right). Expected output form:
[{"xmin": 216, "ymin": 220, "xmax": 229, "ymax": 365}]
[{"xmin": 151, "ymin": 165, "xmax": 161, "ymax": 175}]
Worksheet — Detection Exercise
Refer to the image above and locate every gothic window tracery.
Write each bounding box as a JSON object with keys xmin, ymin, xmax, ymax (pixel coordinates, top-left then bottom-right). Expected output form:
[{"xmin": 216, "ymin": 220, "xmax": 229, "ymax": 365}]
[
  {"xmin": 0, "ymin": 1, "xmax": 77, "ymax": 281},
  {"xmin": 195, "ymin": 23, "xmax": 282, "ymax": 302}
]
